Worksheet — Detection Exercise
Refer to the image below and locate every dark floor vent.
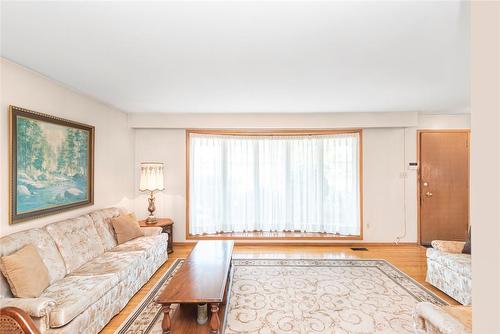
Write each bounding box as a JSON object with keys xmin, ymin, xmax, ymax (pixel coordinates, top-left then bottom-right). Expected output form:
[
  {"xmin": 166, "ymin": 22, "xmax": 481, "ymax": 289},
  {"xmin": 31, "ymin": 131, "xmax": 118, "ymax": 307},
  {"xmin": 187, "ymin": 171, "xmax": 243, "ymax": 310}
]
[{"xmin": 351, "ymin": 247, "xmax": 368, "ymax": 251}]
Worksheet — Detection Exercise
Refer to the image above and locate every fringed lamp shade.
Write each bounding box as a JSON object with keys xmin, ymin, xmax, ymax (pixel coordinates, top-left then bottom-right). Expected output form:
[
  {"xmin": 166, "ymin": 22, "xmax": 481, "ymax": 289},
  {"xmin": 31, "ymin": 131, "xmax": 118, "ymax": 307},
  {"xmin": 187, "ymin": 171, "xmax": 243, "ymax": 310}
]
[
  {"xmin": 139, "ymin": 162, "xmax": 165, "ymax": 222},
  {"xmin": 139, "ymin": 163, "xmax": 165, "ymax": 192}
]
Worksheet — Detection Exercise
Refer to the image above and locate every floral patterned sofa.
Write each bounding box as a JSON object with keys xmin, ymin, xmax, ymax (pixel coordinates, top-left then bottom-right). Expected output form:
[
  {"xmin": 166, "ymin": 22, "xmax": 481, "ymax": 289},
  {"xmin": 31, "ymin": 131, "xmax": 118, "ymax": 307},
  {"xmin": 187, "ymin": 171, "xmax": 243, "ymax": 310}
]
[
  {"xmin": 0, "ymin": 208, "xmax": 168, "ymax": 334},
  {"xmin": 426, "ymin": 240, "xmax": 471, "ymax": 305}
]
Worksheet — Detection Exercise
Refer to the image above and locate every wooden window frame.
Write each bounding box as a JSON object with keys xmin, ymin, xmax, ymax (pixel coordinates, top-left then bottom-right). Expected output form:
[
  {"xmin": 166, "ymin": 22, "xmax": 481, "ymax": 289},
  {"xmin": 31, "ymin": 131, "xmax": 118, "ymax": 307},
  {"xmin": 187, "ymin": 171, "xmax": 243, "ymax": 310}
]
[{"xmin": 186, "ymin": 129, "xmax": 364, "ymax": 240}]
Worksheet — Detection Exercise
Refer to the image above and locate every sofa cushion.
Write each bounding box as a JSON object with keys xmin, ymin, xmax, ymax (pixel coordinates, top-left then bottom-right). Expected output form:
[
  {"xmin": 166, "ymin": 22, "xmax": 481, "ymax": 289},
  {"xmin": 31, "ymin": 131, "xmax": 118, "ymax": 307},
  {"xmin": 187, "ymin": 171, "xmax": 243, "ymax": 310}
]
[
  {"xmin": 44, "ymin": 281, "xmax": 125, "ymax": 334},
  {"xmin": 141, "ymin": 226, "xmax": 163, "ymax": 237},
  {"xmin": 45, "ymin": 215, "xmax": 105, "ymax": 274},
  {"xmin": 427, "ymin": 248, "xmax": 471, "ymax": 278},
  {"xmin": 111, "ymin": 234, "xmax": 165, "ymax": 253},
  {"xmin": 71, "ymin": 234, "xmax": 167, "ymax": 280},
  {"xmin": 40, "ymin": 274, "xmax": 119, "ymax": 328},
  {"xmin": 0, "ymin": 228, "xmax": 66, "ymax": 297},
  {"xmin": 111, "ymin": 213, "xmax": 144, "ymax": 244},
  {"xmin": 70, "ymin": 250, "xmax": 145, "ymax": 280},
  {"xmin": 0, "ymin": 244, "xmax": 50, "ymax": 298},
  {"xmin": 88, "ymin": 208, "xmax": 123, "ymax": 251}
]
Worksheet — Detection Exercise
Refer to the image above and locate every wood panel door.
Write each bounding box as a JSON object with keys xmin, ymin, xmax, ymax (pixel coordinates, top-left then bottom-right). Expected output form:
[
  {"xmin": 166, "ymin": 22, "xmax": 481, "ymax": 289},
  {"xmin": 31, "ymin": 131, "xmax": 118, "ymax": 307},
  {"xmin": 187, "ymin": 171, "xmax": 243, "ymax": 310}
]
[{"xmin": 418, "ymin": 131, "xmax": 469, "ymax": 246}]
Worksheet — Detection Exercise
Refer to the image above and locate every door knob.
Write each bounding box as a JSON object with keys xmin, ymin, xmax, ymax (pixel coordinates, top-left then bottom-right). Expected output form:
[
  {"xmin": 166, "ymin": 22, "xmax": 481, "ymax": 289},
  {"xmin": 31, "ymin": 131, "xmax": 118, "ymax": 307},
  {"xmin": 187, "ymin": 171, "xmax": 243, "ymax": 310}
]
[
  {"xmin": 423, "ymin": 182, "xmax": 429, "ymax": 187},
  {"xmin": 425, "ymin": 191, "xmax": 433, "ymax": 197}
]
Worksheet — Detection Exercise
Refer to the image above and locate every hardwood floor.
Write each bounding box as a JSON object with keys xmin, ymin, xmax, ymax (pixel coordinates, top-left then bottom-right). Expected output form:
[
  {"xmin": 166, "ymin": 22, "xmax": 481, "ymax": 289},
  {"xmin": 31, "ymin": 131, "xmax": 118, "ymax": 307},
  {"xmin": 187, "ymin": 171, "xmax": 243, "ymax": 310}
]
[{"xmin": 100, "ymin": 244, "xmax": 458, "ymax": 334}]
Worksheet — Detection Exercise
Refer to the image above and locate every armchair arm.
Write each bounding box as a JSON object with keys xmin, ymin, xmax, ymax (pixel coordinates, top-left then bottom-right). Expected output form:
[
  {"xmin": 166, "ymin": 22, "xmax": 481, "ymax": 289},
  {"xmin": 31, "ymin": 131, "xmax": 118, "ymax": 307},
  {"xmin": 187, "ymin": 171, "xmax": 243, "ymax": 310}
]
[
  {"xmin": 0, "ymin": 298, "xmax": 55, "ymax": 318},
  {"xmin": 414, "ymin": 302, "xmax": 471, "ymax": 334},
  {"xmin": 431, "ymin": 240, "xmax": 465, "ymax": 254},
  {"xmin": 141, "ymin": 227, "xmax": 162, "ymax": 236},
  {"xmin": 0, "ymin": 307, "xmax": 41, "ymax": 334}
]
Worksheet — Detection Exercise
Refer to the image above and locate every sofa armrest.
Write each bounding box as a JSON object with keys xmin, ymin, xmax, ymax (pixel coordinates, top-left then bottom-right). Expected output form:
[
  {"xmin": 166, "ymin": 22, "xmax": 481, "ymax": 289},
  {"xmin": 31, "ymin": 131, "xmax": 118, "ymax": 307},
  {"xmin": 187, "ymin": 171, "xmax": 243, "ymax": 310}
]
[
  {"xmin": 141, "ymin": 227, "xmax": 162, "ymax": 236},
  {"xmin": 0, "ymin": 297, "xmax": 56, "ymax": 318},
  {"xmin": 431, "ymin": 240, "xmax": 465, "ymax": 254},
  {"xmin": 414, "ymin": 302, "xmax": 471, "ymax": 334}
]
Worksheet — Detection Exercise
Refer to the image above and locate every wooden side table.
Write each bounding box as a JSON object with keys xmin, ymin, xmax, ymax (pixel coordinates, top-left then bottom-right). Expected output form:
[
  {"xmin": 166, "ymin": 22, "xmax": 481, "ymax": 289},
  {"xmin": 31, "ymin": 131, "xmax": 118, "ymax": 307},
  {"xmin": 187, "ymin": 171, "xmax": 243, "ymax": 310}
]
[{"xmin": 139, "ymin": 218, "xmax": 174, "ymax": 254}]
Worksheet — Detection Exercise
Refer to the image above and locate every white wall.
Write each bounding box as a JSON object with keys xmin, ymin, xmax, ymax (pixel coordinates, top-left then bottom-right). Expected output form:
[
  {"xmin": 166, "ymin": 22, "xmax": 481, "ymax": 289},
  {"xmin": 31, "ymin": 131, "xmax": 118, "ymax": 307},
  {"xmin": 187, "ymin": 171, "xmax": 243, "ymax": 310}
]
[
  {"xmin": 471, "ymin": 1, "xmax": 500, "ymax": 332},
  {"xmin": 128, "ymin": 112, "xmax": 418, "ymax": 129},
  {"xmin": 363, "ymin": 128, "xmax": 412, "ymax": 242},
  {"xmin": 132, "ymin": 113, "xmax": 470, "ymax": 243},
  {"xmin": 134, "ymin": 130, "xmax": 186, "ymax": 241},
  {"xmin": 0, "ymin": 59, "xmax": 135, "ymax": 236}
]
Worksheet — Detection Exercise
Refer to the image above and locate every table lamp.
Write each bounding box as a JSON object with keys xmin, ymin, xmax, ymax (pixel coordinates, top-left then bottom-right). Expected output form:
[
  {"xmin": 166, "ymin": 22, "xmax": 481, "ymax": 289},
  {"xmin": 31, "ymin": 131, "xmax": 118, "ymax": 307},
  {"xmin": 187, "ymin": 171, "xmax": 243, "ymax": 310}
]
[{"xmin": 139, "ymin": 162, "xmax": 165, "ymax": 223}]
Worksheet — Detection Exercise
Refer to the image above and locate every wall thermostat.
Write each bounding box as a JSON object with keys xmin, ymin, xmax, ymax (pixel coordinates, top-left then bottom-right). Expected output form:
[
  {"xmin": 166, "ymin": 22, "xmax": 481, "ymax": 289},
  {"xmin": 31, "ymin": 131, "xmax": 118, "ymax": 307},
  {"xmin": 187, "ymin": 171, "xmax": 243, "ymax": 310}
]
[{"xmin": 408, "ymin": 162, "xmax": 418, "ymax": 170}]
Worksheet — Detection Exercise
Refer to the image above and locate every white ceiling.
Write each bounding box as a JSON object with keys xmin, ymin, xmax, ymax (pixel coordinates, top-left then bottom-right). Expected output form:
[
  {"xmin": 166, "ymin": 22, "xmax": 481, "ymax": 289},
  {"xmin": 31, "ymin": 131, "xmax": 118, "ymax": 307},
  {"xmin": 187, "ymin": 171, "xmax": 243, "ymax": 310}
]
[{"xmin": 1, "ymin": 1, "xmax": 470, "ymax": 114}]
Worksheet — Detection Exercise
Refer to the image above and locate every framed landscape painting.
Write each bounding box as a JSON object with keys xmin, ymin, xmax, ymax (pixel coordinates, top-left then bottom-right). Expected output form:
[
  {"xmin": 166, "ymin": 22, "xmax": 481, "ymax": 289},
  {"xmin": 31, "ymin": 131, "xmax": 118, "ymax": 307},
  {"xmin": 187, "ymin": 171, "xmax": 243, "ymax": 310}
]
[{"xmin": 9, "ymin": 106, "xmax": 94, "ymax": 223}]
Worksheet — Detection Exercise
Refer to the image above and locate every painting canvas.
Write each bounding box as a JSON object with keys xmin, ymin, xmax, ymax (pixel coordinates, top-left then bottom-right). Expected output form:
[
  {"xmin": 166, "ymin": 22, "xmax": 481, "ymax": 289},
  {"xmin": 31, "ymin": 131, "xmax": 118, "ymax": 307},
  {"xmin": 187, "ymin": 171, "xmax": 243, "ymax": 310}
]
[{"xmin": 10, "ymin": 106, "xmax": 94, "ymax": 223}]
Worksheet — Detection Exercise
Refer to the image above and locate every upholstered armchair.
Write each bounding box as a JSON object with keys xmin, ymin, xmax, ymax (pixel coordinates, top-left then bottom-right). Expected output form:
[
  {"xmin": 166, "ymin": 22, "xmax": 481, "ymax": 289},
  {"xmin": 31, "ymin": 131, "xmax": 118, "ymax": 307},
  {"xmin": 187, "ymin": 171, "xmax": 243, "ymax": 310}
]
[
  {"xmin": 413, "ymin": 302, "xmax": 471, "ymax": 334},
  {"xmin": 426, "ymin": 240, "xmax": 471, "ymax": 305}
]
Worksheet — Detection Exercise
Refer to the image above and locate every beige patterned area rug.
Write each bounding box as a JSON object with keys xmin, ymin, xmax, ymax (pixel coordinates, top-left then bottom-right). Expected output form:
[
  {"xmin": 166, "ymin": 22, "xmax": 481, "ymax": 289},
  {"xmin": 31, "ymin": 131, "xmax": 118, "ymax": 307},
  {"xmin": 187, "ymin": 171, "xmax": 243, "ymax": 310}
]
[{"xmin": 114, "ymin": 259, "xmax": 446, "ymax": 334}]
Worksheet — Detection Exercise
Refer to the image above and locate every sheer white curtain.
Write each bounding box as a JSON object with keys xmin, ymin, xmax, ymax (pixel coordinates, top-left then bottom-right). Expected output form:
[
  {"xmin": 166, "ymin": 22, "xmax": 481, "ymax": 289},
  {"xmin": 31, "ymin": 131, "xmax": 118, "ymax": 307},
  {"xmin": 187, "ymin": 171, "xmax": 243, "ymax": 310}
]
[{"xmin": 189, "ymin": 133, "xmax": 361, "ymax": 236}]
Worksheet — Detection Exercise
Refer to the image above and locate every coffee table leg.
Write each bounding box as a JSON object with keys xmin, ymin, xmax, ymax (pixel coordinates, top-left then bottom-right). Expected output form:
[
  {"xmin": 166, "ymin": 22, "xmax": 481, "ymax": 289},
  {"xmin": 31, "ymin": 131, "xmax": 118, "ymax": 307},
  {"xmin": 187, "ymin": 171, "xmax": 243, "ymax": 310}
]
[
  {"xmin": 162, "ymin": 304, "xmax": 172, "ymax": 334},
  {"xmin": 209, "ymin": 303, "xmax": 220, "ymax": 333}
]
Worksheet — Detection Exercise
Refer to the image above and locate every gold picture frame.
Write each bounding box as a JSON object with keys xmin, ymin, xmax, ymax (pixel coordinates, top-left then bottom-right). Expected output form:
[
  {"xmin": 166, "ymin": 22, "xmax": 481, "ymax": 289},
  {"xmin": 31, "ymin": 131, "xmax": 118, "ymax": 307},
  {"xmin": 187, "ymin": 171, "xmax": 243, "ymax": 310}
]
[{"xmin": 9, "ymin": 106, "xmax": 95, "ymax": 224}]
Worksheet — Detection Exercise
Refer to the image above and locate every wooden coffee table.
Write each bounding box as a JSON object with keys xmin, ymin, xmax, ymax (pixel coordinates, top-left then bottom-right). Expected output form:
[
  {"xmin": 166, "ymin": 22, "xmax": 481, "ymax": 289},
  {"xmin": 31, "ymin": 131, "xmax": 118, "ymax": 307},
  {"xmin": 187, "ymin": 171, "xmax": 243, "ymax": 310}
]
[{"xmin": 157, "ymin": 240, "xmax": 234, "ymax": 334}]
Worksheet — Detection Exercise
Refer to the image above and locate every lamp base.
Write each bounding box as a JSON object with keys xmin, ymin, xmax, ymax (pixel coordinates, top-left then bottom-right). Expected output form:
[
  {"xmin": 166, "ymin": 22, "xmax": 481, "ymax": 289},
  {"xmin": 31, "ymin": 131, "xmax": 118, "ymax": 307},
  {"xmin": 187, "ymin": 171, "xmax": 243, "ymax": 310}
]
[
  {"xmin": 146, "ymin": 192, "xmax": 157, "ymax": 224},
  {"xmin": 146, "ymin": 215, "xmax": 157, "ymax": 224}
]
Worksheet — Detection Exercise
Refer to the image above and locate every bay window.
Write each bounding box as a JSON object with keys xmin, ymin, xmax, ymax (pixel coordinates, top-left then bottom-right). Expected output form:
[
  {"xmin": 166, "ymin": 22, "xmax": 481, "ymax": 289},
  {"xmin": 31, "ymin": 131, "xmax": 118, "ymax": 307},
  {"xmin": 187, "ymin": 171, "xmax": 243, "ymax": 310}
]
[{"xmin": 187, "ymin": 130, "xmax": 362, "ymax": 238}]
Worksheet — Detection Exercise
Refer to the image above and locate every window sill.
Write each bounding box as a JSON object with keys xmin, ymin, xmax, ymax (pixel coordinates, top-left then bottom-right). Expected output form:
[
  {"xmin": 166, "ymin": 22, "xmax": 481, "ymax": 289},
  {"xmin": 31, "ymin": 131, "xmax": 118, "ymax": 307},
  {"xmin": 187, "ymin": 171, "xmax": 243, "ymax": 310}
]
[{"xmin": 187, "ymin": 231, "xmax": 362, "ymax": 240}]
